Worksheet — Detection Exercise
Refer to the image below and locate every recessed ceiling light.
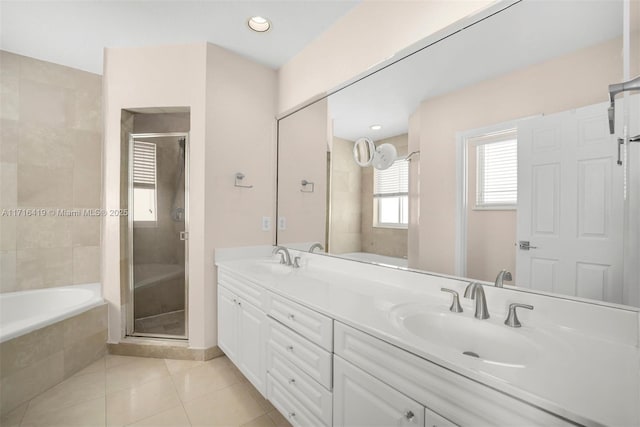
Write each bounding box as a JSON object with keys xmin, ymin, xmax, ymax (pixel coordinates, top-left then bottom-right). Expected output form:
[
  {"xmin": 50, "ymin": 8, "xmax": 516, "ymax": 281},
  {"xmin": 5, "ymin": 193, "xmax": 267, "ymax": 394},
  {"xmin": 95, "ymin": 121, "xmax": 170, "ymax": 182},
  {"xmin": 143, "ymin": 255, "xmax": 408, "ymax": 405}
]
[
  {"xmin": 248, "ymin": 16, "xmax": 271, "ymax": 32},
  {"xmin": 370, "ymin": 124, "xmax": 383, "ymax": 130}
]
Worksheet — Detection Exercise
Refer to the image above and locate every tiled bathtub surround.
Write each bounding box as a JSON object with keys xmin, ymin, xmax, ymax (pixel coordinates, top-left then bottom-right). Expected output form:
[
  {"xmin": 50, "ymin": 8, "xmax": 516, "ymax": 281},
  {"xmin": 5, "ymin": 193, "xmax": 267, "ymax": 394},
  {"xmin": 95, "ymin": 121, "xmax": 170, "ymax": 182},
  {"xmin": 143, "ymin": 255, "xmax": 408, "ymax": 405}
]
[
  {"xmin": 0, "ymin": 50, "xmax": 102, "ymax": 293},
  {"xmin": 0, "ymin": 304, "xmax": 107, "ymax": 416}
]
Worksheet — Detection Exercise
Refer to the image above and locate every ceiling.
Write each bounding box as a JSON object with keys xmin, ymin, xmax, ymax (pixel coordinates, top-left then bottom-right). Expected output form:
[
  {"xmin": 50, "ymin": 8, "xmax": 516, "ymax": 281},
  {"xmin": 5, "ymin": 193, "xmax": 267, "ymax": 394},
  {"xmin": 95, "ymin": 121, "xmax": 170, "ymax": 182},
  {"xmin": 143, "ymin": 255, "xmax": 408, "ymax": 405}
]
[
  {"xmin": 0, "ymin": 0, "xmax": 359, "ymax": 74},
  {"xmin": 329, "ymin": 0, "xmax": 624, "ymax": 141}
]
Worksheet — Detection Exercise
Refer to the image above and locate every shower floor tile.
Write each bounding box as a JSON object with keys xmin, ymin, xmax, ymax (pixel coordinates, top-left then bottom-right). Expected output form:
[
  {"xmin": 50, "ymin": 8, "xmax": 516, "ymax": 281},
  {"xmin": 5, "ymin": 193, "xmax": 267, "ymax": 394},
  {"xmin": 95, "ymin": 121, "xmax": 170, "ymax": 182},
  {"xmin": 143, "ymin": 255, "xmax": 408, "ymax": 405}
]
[
  {"xmin": 134, "ymin": 310, "xmax": 185, "ymax": 336},
  {"xmin": 10, "ymin": 355, "xmax": 291, "ymax": 427}
]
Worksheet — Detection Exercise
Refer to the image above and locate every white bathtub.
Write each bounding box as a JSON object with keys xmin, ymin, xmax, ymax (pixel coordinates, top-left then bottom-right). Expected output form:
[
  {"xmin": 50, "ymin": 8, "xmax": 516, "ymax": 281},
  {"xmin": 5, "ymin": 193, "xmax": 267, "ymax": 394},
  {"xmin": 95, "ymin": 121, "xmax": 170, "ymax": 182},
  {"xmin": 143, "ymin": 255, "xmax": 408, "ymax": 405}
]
[{"xmin": 0, "ymin": 283, "xmax": 103, "ymax": 343}]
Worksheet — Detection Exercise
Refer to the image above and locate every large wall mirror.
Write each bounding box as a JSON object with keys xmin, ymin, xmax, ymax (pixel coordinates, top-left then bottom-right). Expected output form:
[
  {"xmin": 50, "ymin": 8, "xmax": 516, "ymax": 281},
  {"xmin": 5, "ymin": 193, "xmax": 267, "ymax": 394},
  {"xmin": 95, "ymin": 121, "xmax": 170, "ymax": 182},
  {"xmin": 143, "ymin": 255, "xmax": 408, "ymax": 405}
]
[{"xmin": 277, "ymin": 0, "xmax": 640, "ymax": 309}]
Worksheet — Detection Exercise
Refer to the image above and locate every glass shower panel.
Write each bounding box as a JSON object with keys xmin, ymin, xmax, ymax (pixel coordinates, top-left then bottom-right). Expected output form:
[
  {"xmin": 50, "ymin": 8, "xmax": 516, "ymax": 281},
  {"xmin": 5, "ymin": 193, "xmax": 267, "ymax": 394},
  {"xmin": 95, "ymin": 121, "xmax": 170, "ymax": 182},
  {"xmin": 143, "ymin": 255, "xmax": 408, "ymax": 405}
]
[{"xmin": 130, "ymin": 133, "xmax": 187, "ymax": 338}]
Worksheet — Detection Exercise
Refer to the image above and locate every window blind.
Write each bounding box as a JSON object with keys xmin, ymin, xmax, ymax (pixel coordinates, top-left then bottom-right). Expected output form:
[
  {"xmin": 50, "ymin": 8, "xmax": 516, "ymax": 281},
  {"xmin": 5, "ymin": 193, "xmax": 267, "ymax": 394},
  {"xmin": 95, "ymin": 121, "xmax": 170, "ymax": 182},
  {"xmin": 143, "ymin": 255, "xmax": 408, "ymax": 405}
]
[
  {"xmin": 374, "ymin": 159, "xmax": 409, "ymax": 197},
  {"xmin": 476, "ymin": 137, "xmax": 517, "ymax": 207},
  {"xmin": 133, "ymin": 141, "xmax": 157, "ymax": 189}
]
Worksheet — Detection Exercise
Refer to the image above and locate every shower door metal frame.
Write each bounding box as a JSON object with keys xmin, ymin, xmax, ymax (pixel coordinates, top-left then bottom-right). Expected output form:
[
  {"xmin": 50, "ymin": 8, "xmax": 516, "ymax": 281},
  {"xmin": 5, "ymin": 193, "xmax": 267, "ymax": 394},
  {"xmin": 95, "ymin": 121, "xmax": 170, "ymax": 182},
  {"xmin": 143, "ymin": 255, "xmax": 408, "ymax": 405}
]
[{"xmin": 126, "ymin": 132, "xmax": 190, "ymax": 340}]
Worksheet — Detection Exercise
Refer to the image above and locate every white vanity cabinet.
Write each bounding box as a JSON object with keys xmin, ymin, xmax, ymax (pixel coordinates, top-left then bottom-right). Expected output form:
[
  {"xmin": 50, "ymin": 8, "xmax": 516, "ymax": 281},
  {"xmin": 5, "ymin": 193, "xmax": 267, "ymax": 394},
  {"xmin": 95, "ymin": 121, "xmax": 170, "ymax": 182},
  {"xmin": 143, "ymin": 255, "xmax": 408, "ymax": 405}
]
[
  {"xmin": 333, "ymin": 356, "xmax": 426, "ymax": 427},
  {"xmin": 217, "ymin": 269, "xmax": 266, "ymax": 395},
  {"xmin": 265, "ymin": 291, "xmax": 334, "ymax": 427},
  {"xmin": 334, "ymin": 322, "xmax": 572, "ymax": 427}
]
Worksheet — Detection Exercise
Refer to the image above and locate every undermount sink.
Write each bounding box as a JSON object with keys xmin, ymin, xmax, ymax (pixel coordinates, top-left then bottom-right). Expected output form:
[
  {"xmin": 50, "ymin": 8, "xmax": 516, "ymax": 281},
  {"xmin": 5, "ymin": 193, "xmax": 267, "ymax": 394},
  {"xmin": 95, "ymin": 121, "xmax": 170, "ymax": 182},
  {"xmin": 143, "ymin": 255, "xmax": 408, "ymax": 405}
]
[
  {"xmin": 252, "ymin": 259, "xmax": 293, "ymax": 274},
  {"xmin": 390, "ymin": 304, "xmax": 538, "ymax": 368}
]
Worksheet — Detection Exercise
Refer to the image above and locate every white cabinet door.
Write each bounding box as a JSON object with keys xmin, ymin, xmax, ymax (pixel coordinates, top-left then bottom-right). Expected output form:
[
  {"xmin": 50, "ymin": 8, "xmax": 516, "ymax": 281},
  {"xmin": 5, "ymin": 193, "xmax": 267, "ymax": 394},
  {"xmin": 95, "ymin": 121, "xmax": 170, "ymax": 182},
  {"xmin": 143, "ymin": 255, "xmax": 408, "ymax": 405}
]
[
  {"xmin": 217, "ymin": 285, "xmax": 239, "ymax": 362},
  {"xmin": 333, "ymin": 356, "xmax": 424, "ymax": 427},
  {"xmin": 237, "ymin": 299, "xmax": 266, "ymax": 395}
]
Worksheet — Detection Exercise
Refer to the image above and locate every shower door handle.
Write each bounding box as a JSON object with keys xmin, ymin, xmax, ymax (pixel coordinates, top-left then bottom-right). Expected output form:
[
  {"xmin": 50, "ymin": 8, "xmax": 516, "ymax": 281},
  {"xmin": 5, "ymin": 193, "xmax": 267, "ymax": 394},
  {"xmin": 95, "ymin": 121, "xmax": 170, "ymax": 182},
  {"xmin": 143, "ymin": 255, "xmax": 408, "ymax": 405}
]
[{"xmin": 180, "ymin": 232, "xmax": 188, "ymax": 241}]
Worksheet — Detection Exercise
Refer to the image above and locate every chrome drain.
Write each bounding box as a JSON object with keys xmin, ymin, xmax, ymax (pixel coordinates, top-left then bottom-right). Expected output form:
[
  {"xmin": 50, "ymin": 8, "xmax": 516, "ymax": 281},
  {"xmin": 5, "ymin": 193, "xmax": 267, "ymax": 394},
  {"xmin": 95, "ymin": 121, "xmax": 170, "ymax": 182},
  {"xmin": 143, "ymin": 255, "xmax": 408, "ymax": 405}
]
[{"xmin": 462, "ymin": 351, "xmax": 480, "ymax": 358}]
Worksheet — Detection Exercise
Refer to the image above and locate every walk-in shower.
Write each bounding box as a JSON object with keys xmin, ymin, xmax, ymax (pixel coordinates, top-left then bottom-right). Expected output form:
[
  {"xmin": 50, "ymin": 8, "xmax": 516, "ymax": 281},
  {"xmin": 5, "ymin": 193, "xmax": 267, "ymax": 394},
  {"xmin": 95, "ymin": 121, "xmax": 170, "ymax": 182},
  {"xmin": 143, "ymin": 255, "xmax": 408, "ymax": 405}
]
[{"xmin": 127, "ymin": 131, "xmax": 189, "ymax": 339}]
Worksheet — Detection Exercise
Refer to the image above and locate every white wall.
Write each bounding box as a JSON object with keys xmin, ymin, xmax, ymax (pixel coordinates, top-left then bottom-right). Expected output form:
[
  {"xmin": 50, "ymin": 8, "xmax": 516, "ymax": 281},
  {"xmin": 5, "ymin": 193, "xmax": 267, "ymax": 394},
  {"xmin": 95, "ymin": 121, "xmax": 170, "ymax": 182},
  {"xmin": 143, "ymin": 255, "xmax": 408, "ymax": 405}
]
[
  {"xmin": 103, "ymin": 43, "xmax": 276, "ymax": 349},
  {"xmin": 277, "ymin": 99, "xmax": 328, "ymax": 245},
  {"xmin": 205, "ymin": 44, "xmax": 277, "ymax": 348},
  {"xmin": 103, "ymin": 43, "xmax": 207, "ymax": 345},
  {"xmin": 277, "ymin": 0, "xmax": 493, "ymax": 114}
]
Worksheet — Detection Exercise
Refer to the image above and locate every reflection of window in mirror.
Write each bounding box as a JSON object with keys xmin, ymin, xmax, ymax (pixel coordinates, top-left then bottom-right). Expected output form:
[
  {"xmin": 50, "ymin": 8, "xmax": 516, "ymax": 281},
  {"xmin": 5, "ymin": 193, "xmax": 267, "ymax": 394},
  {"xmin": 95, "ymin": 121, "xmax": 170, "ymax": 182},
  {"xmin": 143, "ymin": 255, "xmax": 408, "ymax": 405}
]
[
  {"xmin": 473, "ymin": 129, "xmax": 517, "ymax": 210},
  {"xmin": 132, "ymin": 140, "xmax": 158, "ymax": 226},
  {"xmin": 373, "ymin": 159, "xmax": 409, "ymax": 228}
]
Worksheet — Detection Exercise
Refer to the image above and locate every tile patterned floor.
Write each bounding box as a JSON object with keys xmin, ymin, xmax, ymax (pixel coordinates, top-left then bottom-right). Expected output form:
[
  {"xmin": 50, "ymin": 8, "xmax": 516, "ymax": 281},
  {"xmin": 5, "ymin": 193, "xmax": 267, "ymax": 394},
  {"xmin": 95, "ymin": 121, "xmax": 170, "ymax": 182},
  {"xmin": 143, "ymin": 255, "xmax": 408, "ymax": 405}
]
[{"xmin": 0, "ymin": 355, "xmax": 292, "ymax": 427}]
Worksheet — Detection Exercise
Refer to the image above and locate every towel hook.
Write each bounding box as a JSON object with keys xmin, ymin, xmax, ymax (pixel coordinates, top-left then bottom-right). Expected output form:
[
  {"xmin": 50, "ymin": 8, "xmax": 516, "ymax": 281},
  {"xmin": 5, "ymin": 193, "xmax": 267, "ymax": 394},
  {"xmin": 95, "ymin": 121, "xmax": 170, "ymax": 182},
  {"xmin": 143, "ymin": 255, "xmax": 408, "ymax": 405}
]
[{"xmin": 235, "ymin": 172, "xmax": 253, "ymax": 189}]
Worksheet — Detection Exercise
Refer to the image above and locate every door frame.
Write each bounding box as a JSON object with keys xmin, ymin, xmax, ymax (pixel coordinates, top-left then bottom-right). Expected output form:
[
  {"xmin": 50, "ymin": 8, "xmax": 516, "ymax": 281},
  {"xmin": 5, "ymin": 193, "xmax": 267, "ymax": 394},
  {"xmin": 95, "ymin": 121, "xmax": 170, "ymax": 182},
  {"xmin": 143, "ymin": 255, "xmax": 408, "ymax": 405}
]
[
  {"xmin": 126, "ymin": 132, "xmax": 190, "ymax": 340},
  {"xmin": 455, "ymin": 117, "xmax": 536, "ymax": 278}
]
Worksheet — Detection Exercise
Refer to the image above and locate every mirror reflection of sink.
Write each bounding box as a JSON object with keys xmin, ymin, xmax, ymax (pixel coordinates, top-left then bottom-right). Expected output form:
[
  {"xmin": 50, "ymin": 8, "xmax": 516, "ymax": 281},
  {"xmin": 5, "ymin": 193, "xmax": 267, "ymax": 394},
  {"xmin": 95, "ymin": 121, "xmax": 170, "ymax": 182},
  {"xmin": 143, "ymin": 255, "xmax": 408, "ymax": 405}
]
[{"xmin": 390, "ymin": 304, "xmax": 537, "ymax": 368}]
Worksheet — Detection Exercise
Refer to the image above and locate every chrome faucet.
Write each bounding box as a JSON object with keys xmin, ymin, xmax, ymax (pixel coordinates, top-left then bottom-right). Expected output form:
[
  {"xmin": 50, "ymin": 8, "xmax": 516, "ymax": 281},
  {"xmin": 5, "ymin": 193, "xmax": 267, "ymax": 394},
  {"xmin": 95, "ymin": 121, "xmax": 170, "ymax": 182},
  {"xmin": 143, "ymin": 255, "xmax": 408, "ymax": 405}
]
[
  {"xmin": 308, "ymin": 243, "xmax": 324, "ymax": 253},
  {"xmin": 494, "ymin": 269, "xmax": 512, "ymax": 288},
  {"xmin": 272, "ymin": 246, "xmax": 292, "ymax": 266},
  {"xmin": 464, "ymin": 282, "xmax": 490, "ymax": 320}
]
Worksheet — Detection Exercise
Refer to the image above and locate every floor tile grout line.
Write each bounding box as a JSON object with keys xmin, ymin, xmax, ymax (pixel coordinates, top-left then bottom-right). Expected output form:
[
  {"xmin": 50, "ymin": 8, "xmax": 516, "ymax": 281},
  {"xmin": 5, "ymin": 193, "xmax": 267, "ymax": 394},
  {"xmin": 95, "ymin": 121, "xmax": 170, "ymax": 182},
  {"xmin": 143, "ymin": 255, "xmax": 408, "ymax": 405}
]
[
  {"xmin": 19, "ymin": 356, "xmax": 108, "ymax": 427},
  {"xmin": 165, "ymin": 358, "xmax": 194, "ymax": 427}
]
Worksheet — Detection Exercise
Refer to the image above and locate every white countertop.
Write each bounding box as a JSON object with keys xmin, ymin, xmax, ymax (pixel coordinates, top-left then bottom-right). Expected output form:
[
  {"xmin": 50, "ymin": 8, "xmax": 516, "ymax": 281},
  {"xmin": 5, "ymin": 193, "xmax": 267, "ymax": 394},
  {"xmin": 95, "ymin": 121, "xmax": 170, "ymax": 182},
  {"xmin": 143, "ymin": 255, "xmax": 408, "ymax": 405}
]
[{"xmin": 216, "ymin": 253, "xmax": 640, "ymax": 427}]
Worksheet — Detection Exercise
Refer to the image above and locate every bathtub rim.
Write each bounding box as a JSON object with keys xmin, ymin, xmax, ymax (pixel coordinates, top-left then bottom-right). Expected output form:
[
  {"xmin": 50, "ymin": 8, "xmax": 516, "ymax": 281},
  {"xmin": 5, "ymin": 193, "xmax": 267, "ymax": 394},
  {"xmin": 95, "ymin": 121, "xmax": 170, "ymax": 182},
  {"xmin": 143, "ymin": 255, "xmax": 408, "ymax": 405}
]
[{"xmin": 0, "ymin": 282, "xmax": 104, "ymax": 343}]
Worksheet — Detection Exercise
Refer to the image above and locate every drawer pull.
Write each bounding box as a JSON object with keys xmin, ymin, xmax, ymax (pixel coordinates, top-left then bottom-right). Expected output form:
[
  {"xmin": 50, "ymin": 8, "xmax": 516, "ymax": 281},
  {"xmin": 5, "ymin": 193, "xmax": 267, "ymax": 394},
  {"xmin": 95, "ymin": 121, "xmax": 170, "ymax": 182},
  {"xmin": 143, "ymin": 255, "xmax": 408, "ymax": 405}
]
[
  {"xmin": 404, "ymin": 410, "xmax": 415, "ymax": 422},
  {"xmin": 288, "ymin": 378, "xmax": 296, "ymax": 384},
  {"xmin": 237, "ymin": 301, "xmax": 242, "ymax": 307},
  {"xmin": 288, "ymin": 412, "xmax": 296, "ymax": 419},
  {"xmin": 287, "ymin": 313, "xmax": 295, "ymax": 320},
  {"xmin": 286, "ymin": 345, "xmax": 294, "ymax": 352}
]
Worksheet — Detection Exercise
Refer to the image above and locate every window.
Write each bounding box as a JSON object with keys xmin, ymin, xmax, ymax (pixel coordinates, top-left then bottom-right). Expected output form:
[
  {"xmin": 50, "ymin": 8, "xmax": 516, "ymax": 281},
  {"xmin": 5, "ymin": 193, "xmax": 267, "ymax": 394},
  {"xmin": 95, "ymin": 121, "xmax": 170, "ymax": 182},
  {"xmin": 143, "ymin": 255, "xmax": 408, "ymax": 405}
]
[
  {"xmin": 474, "ymin": 130, "xmax": 517, "ymax": 209},
  {"xmin": 132, "ymin": 140, "xmax": 157, "ymax": 224},
  {"xmin": 373, "ymin": 159, "xmax": 409, "ymax": 228}
]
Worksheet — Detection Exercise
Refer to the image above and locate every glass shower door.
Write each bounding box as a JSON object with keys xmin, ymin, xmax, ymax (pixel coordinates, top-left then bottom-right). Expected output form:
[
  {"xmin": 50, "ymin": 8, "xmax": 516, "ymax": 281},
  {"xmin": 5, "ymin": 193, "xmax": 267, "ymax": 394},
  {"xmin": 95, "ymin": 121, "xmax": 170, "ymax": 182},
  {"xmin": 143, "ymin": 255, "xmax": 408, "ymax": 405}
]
[{"xmin": 129, "ymin": 132, "xmax": 188, "ymax": 339}]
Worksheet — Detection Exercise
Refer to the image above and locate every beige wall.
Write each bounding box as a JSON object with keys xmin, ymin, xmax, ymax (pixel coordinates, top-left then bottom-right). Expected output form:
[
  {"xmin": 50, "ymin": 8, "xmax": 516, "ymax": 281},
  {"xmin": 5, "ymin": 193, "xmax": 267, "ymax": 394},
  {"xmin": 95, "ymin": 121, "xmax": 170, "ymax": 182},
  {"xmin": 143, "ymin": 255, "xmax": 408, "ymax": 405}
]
[
  {"xmin": 361, "ymin": 134, "xmax": 408, "ymax": 258},
  {"xmin": 103, "ymin": 43, "xmax": 276, "ymax": 349},
  {"xmin": 277, "ymin": 99, "xmax": 328, "ymax": 245},
  {"xmin": 414, "ymin": 37, "xmax": 622, "ymax": 276},
  {"xmin": 465, "ymin": 141, "xmax": 516, "ymax": 283},
  {"xmin": 103, "ymin": 43, "xmax": 207, "ymax": 345},
  {"xmin": 277, "ymin": 0, "xmax": 493, "ymax": 113},
  {"xmin": 329, "ymin": 137, "xmax": 361, "ymax": 254},
  {"xmin": 0, "ymin": 51, "xmax": 102, "ymax": 293}
]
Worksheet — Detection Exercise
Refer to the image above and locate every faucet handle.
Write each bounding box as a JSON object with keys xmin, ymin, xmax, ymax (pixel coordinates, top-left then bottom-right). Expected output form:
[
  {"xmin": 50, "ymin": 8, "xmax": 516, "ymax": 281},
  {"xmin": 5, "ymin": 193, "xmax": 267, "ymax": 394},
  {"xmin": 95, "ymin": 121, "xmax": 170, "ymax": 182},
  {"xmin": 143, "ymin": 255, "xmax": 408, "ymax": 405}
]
[
  {"xmin": 440, "ymin": 288, "xmax": 463, "ymax": 313},
  {"xmin": 293, "ymin": 257, "xmax": 301, "ymax": 268},
  {"xmin": 276, "ymin": 252, "xmax": 286, "ymax": 264},
  {"xmin": 504, "ymin": 303, "xmax": 534, "ymax": 328}
]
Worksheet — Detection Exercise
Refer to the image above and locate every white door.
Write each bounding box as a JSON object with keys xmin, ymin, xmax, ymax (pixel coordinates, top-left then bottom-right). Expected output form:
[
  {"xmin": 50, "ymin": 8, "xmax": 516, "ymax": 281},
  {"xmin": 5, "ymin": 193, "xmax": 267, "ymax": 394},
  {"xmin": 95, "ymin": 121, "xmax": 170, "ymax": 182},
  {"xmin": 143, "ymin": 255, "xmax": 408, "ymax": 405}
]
[
  {"xmin": 517, "ymin": 102, "xmax": 624, "ymax": 303},
  {"xmin": 333, "ymin": 356, "xmax": 425, "ymax": 427},
  {"xmin": 217, "ymin": 286, "xmax": 238, "ymax": 361},
  {"xmin": 237, "ymin": 299, "xmax": 266, "ymax": 395}
]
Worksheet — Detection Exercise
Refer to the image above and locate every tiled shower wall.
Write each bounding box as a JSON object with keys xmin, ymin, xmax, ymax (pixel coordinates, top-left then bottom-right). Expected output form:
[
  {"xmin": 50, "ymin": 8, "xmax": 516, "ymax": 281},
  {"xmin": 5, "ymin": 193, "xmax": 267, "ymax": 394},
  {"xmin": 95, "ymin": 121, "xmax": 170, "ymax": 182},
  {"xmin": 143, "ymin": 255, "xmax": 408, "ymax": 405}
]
[{"xmin": 0, "ymin": 51, "xmax": 102, "ymax": 292}]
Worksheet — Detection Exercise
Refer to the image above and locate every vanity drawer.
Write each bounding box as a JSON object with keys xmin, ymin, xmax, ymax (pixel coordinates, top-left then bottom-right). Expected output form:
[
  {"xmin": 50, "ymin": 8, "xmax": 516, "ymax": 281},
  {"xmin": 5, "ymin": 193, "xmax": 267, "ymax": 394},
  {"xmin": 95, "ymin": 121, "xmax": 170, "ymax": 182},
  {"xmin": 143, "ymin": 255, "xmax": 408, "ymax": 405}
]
[
  {"xmin": 267, "ymin": 374, "xmax": 328, "ymax": 427},
  {"xmin": 218, "ymin": 268, "xmax": 264, "ymax": 310},
  {"xmin": 266, "ymin": 318, "xmax": 332, "ymax": 389},
  {"xmin": 266, "ymin": 291, "xmax": 333, "ymax": 351},
  {"xmin": 334, "ymin": 321, "xmax": 572, "ymax": 426},
  {"xmin": 266, "ymin": 345, "xmax": 332, "ymax": 426}
]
